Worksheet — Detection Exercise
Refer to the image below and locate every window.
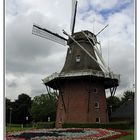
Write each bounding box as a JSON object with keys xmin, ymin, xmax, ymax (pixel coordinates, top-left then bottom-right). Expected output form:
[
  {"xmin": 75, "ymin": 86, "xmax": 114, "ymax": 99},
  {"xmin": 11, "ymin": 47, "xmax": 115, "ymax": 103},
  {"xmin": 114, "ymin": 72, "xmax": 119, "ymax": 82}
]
[
  {"xmin": 69, "ymin": 48, "xmax": 72, "ymax": 54},
  {"xmin": 95, "ymin": 102, "xmax": 99, "ymax": 108},
  {"xmin": 96, "ymin": 117, "xmax": 100, "ymax": 123},
  {"xmin": 59, "ymin": 118, "xmax": 62, "ymax": 124},
  {"xmin": 93, "ymin": 88, "xmax": 97, "ymax": 93},
  {"xmin": 76, "ymin": 55, "xmax": 80, "ymax": 62}
]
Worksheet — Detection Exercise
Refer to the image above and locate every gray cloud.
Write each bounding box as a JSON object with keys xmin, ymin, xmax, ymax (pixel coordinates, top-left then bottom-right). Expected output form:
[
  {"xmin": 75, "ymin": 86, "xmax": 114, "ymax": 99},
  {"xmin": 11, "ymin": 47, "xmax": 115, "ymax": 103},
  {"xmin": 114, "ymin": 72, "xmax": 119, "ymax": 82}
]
[
  {"xmin": 7, "ymin": 81, "xmax": 17, "ymax": 87},
  {"xmin": 6, "ymin": 12, "xmax": 67, "ymax": 75},
  {"xmin": 6, "ymin": 0, "xmax": 135, "ymax": 100}
]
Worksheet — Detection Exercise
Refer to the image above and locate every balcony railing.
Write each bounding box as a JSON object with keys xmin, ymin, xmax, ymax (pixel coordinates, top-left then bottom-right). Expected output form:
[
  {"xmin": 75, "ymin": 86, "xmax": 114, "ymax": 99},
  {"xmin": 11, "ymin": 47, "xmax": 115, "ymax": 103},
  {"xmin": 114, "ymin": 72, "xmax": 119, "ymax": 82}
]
[{"xmin": 42, "ymin": 70, "xmax": 120, "ymax": 84}]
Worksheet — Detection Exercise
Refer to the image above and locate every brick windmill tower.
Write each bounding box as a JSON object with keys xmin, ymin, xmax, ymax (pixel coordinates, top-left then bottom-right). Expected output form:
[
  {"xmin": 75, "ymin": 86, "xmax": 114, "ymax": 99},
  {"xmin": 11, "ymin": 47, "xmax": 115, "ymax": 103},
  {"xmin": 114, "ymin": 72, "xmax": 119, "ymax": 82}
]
[{"xmin": 32, "ymin": 0, "xmax": 120, "ymax": 128}]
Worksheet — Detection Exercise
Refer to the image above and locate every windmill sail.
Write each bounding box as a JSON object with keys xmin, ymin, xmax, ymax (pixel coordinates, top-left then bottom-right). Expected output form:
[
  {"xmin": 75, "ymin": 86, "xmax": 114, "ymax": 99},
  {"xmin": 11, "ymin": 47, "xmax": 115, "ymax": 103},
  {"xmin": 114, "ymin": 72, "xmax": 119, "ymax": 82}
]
[
  {"xmin": 81, "ymin": 31, "xmax": 109, "ymax": 72},
  {"xmin": 96, "ymin": 24, "xmax": 109, "ymax": 36},
  {"xmin": 32, "ymin": 24, "xmax": 67, "ymax": 46},
  {"xmin": 70, "ymin": 0, "xmax": 78, "ymax": 35}
]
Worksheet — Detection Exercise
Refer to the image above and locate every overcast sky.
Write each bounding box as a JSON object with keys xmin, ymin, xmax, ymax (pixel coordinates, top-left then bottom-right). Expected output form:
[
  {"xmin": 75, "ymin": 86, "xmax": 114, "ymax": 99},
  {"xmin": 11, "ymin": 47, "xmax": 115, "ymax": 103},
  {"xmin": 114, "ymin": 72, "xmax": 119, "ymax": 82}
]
[{"xmin": 6, "ymin": 0, "xmax": 135, "ymax": 100}]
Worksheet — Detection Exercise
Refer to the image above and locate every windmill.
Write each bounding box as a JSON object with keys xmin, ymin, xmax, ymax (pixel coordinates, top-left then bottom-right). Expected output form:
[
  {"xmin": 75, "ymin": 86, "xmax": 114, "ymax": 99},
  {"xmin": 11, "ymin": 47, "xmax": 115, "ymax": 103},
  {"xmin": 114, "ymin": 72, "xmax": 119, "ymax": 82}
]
[{"xmin": 32, "ymin": 0, "xmax": 120, "ymax": 128}]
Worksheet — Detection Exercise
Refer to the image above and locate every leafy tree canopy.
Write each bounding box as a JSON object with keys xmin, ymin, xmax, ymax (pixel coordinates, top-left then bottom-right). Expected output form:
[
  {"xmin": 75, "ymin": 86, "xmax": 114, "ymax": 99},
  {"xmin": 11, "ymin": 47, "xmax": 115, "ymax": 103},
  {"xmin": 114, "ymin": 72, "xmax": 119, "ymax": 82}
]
[
  {"xmin": 6, "ymin": 93, "xmax": 32, "ymax": 124},
  {"xmin": 30, "ymin": 93, "xmax": 57, "ymax": 122},
  {"xmin": 106, "ymin": 96, "xmax": 121, "ymax": 112},
  {"xmin": 121, "ymin": 90, "xmax": 134, "ymax": 104},
  {"xmin": 16, "ymin": 93, "xmax": 32, "ymax": 107}
]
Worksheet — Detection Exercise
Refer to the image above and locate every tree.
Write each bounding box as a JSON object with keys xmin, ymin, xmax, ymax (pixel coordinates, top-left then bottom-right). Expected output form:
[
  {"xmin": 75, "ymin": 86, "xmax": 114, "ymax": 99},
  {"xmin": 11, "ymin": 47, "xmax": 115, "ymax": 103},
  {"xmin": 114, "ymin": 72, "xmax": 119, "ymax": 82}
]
[
  {"xmin": 5, "ymin": 98, "xmax": 12, "ymax": 124},
  {"xmin": 30, "ymin": 93, "xmax": 57, "ymax": 122},
  {"xmin": 16, "ymin": 93, "xmax": 32, "ymax": 124},
  {"xmin": 106, "ymin": 96, "xmax": 121, "ymax": 119},
  {"xmin": 121, "ymin": 90, "xmax": 134, "ymax": 104},
  {"xmin": 16, "ymin": 93, "xmax": 32, "ymax": 107},
  {"xmin": 8, "ymin": 93, "xmax": 32, "ymax": 124}
]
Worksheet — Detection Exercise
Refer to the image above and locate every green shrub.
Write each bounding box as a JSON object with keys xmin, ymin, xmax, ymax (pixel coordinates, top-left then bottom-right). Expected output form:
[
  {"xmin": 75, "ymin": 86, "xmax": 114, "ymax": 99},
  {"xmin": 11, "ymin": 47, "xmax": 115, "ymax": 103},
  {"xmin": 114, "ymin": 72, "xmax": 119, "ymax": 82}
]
[
  {"xmin": 62, "ymin": 122, "xmax": 134, "ymax": 130},
  {"xmin": 35, "ymin": 122, "xmax": 55, "ymax": 129}
]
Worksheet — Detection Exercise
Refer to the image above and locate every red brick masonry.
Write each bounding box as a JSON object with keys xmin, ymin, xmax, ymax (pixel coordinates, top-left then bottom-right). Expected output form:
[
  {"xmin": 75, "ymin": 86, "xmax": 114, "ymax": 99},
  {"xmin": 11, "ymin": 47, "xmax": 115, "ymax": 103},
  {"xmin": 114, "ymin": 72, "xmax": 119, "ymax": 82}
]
[{"xmin": 56, "ymin": 79, "xmax": 109, "ymax": 128}]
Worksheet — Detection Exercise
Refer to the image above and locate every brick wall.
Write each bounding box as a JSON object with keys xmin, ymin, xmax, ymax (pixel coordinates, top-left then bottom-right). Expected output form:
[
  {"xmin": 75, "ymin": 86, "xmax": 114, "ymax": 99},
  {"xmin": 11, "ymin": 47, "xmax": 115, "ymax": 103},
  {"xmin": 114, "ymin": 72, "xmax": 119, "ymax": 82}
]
[{"xmin": 55, "ymin": 78, "xmax": 109, "ymax": 128}]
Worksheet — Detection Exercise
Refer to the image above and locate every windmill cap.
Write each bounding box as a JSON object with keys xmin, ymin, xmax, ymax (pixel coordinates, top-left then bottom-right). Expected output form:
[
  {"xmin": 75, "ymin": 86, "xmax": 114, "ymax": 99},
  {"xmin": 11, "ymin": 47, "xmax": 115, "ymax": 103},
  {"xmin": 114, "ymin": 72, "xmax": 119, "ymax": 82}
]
[{"xmin": 67, "ymin": 30, "xmax": 97, "ymax": 45}]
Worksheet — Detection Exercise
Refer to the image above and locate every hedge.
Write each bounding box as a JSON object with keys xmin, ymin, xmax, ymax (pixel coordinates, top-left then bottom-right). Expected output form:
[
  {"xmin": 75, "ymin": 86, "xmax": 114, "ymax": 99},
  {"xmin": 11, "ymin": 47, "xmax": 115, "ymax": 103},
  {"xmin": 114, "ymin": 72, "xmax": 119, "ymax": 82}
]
[
  {"xmin": 35, "ymin": 122, "xmax": 55, "ymax": 129},
  {"xmin": 62, "ymin": 122, "xmax": 134, "ymax": 130}
]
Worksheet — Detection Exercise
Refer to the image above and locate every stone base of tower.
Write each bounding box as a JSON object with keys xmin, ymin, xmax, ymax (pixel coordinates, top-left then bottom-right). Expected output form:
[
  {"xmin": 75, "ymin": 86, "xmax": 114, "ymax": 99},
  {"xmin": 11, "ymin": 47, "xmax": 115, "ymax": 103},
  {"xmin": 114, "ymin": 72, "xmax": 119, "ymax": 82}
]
[{"xmin": 55, "ymin": 79, "xmax": 109, "ymax": 128}]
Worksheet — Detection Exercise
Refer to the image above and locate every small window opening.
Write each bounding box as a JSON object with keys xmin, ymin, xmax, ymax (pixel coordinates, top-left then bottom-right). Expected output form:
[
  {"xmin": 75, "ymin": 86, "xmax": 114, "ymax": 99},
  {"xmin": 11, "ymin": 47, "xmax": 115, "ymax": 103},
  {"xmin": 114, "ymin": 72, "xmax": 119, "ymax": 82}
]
[
  {"xmin": 96, "ymin": 117, "xmax": 100, "ymax": 123},
  {"xmin": 69, "ymin": 49, "xmax": 72, "ymax": 54},
  {"xmin": 59, "ymin": 118, "xmax": 63, "ymax": 124},
  {"xmin": 93, "ymin": 88, "xmax": 97, "ymax": 93},
  {"xmin": 95, "ymin": 102, "xmax": 99, "ymax": 108},
  {"xmin": 76, "ymin": 55, "xmax": 80, "ymax": 62}
]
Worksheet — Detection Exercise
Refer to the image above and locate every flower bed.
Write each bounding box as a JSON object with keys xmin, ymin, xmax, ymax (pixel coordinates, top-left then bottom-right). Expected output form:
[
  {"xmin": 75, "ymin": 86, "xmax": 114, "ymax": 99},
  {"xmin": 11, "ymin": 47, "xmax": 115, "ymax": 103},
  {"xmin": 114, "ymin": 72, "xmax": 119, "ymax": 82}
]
[{"xmin": 6, "ymin": 128, "xmax": 129, "ymax": 140}]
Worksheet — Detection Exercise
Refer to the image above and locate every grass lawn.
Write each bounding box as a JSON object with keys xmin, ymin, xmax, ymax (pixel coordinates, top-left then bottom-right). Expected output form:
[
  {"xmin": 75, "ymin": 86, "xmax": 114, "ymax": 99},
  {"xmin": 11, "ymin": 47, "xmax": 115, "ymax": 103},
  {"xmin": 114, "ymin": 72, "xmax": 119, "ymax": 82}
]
[
  {"xmin": 6, "ymin": 123, "xmax": 34, "ymax": 133},
  {"xmin": 115, "ymin": 129, "xmax": 134, "ymax": 140},
  {"xmin": 6, "ymin": 126, "xmax": 33, "ymax": 133}
]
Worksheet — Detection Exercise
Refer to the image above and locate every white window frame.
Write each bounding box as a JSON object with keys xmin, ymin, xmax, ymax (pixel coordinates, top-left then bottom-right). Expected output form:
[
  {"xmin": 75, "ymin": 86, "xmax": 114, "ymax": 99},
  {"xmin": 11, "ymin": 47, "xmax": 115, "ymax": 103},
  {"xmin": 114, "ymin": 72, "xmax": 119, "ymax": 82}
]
[
  {"xmin": 76, "ymin": 55, "xmax": 80, "ymax": 62},
  {"xmin": 69, "ymin": 49, "xmax": 72, "ymax": 54},
  {"xmin": 95, "ymin": 102, "xmax": 99, "ymax": 109},
  {"xmin": 95, "ymin": 117, "xmax": 100, "ymax": 123}
]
